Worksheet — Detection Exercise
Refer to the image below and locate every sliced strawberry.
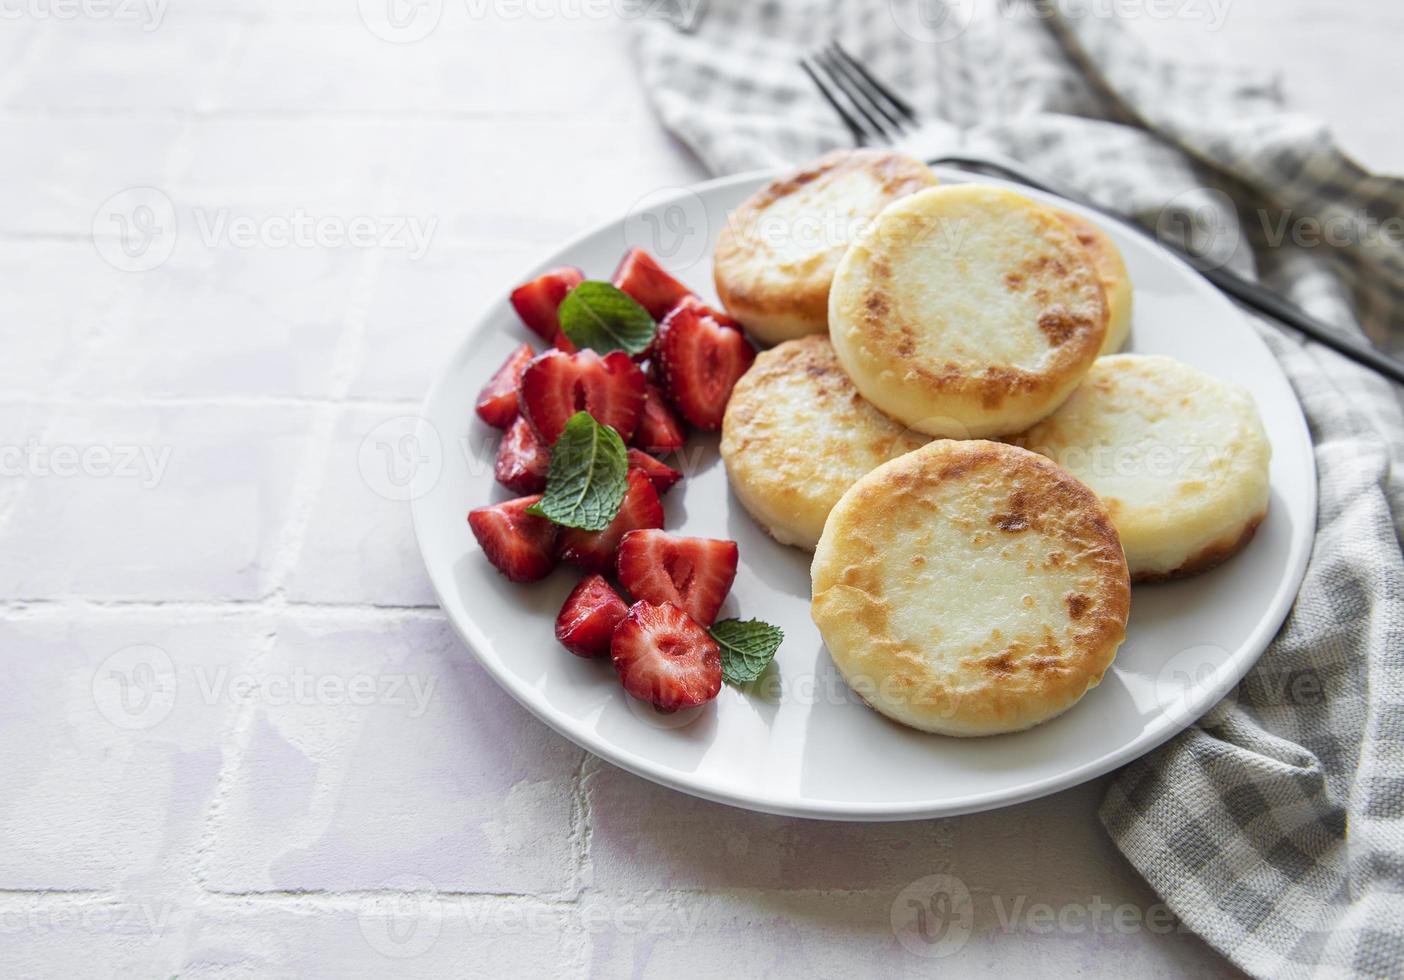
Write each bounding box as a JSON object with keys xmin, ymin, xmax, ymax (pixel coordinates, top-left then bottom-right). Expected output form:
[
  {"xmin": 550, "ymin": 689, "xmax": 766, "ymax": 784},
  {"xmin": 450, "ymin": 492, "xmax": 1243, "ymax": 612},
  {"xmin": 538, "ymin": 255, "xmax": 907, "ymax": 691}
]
[
  {"xmin": 468, "ymin": 495, "xmax": 558, "ymax": 583},
  {"xmin": 626, "ymin": 448, "xmax": 682, "ymax": 495},
  {"xmin": 518, "ymin": 348, "xmax": 646, "ymax": 445},
  {"xmin": 611, "ymin": 248, "xmax": 695, "ymax": 321},
  {"xmin": 476, "ymin": 342, "xmax": 536, "ymax": 429},
  {"xmin": 494, "ymin": 415, "xmax": 551, "ymax": 494},
  {"xmin": 611, "ymin": 600, "xmax": 722, "ymax": 711},
  {"xmin": 633, "ymin": 382, "xmax": 686, "ymax": 452},
  {"xmin": 510, "ymin": 266, "xmax": 584, "ymax": 344},
  {"xmin": 555, "ymin": 574, "xmax": 629, "ymax": 658},
  {"xmin": 655, "ymin": 296, "xmax": 756, "ymax": 430},
  {"xmin": 616, "ymin": 530, "xmax": 738, "ymax": 626},
  {"xmin": 558, "ymin": 469, "xmax": 664, "ymax": 573}
]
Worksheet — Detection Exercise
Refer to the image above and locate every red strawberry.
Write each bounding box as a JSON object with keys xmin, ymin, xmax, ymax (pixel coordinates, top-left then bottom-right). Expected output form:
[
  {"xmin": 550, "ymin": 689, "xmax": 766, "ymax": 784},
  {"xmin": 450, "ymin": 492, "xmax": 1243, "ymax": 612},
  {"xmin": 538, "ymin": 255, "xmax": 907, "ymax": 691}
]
[
  {"xmin": 610, "ymin": 600, "xmax": 722, "ymax": 711},
  {"xmin": 494, "ymin": 415, "xmax": 551, "ymax": 494},
  {"xmin": 476, "ymin": 342, "xmax": 535, "ymax": 429},
  {"xmin": 558, "ymin": 469, "xmax": 664, "ymax": 572},
  {"xmin": 612, "ymin": 248, "xmax": 695, "ymax": 321},
  {"xmin": 510, "ymin": 266, "xmax": 584, "ymax": 344},
  {"xmin": 626, "ymin": 448, "xmax": 682, "ymax": 495},
  {"xmin": 555, "ymin": 574, "xmax": 629, "ymax": 658},
  {"xmin": 616, "ymin": 530, "xmax": 738, "ymax": 626},
  {"xmin": 655, "ymin": 296, "xmax": 756, "ymax": 430},
  {"xmin": 633, "ymin": 382, "xmax": 686, "ymax": 452},
  {"xmin": 518, "ymin": 349, "xmax": 646, "ymax": 445},
  {"xmin": 468, "ymin": 495, "xmax": 558, "ymax": 583}
]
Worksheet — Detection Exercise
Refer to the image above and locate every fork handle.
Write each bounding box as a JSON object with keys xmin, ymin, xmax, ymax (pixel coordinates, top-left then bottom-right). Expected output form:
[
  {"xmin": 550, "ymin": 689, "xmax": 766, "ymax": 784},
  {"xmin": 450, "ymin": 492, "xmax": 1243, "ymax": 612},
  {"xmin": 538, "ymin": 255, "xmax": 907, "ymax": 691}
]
[{"xmin": 928, "ymin": 154, "xmax": 1404, "ymax": 386}]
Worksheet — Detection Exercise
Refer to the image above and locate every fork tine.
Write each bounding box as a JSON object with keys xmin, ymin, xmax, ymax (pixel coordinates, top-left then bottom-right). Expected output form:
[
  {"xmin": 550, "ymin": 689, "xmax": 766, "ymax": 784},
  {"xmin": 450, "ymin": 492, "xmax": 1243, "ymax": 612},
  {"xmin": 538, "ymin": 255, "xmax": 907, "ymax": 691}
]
[
  {"xmin": 822, "ymin": 42, "xmax": 905, "ymax": 133},
  {"xmin": 829, "ymin": 40, "xmax": 919, "ymax": 123},
  {"xmin": 814, "ymin": 48, "xmax": 896, "ymax": 144},
  {"xmin": 799, "ymin": 56, "xmax": 869, "ymax": 146}
]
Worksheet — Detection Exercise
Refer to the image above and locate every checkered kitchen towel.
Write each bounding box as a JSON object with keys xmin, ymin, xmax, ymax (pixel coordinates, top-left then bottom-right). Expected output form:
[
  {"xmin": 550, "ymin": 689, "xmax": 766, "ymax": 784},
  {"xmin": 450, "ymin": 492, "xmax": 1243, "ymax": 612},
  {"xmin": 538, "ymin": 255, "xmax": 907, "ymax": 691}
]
[{"xmin": 636, "ymin": 2, "xmax": 1404, "ymax": 976}]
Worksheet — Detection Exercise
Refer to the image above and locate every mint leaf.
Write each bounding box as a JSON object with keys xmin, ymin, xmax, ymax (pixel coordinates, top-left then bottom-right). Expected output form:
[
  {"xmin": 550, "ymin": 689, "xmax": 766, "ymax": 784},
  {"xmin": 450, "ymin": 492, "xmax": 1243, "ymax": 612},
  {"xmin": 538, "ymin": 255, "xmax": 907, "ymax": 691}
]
[
  {"xmin": 526, "ymin": 412, "xmax": 629, "ymax": 531},
  {"xmin": 710, "ymin": 619, "xmax": 784, "ymax": 685},
  {"xmin": 557, "ymin": 281, "xmax": 656, "ymax": 355}
]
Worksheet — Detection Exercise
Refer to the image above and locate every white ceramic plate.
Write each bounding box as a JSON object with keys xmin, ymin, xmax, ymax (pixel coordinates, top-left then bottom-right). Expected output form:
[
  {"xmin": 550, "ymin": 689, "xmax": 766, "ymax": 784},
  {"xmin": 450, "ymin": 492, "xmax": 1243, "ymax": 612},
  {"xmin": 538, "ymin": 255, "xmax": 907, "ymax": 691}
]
[{"xmin": 412, "ymin": 167, "xmax": 1316, "ymax": 821}]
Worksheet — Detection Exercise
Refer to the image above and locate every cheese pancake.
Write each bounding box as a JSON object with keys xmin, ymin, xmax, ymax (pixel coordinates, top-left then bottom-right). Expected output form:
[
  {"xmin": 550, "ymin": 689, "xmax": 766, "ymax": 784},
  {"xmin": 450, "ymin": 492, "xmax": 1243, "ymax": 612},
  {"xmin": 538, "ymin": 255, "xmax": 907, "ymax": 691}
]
[
  {"xmin": 713, "ymin": 149, "xmax": 938, "ymax": 345},
  {"xmin": 811, "ymin": 440, "xmax": 1130, "ymax": 736},
  {"xmin": 828, "ymin": 184, "xmax": 1109, "ymax": 438},
  {"xmin": 1016, "ymin": 355, "xmax": 1271, "ymax": 581},
  {"xmin": 1054, "ymin": 209, "xmax": 1132, "ymax": 355},
  {"xmin": 721, "ymin": 335, "xmax": 928, "ymax": 549}
]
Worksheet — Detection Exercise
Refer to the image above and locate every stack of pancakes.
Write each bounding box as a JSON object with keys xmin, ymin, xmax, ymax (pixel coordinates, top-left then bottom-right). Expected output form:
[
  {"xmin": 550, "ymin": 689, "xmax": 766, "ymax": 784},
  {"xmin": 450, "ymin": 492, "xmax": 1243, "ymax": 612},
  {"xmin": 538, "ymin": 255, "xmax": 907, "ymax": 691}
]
[{"xmin": 714, "ymin": 150, "xmax": 1271, "ymax": 736}]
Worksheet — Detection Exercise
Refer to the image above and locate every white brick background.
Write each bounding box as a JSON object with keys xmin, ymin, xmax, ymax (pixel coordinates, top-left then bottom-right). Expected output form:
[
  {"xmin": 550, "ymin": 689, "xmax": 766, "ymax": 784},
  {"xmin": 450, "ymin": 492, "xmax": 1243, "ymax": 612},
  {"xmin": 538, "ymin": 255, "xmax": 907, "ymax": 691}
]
[{"xmin": 0, "ymin": 2, "xmax": 1396, "ymax": 977}]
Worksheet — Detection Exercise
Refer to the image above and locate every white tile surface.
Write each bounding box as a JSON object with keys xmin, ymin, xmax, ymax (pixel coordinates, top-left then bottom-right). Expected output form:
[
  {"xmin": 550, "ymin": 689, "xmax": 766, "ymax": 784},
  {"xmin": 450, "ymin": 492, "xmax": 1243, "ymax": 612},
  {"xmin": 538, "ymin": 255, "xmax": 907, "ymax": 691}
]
[
  {"xmin": 0, "ymin": 1, "xmax": 1394, "ymax": 976},
  {"xmin": 196, "ymin": 616, "xmax": 582, "ymax": 895}
]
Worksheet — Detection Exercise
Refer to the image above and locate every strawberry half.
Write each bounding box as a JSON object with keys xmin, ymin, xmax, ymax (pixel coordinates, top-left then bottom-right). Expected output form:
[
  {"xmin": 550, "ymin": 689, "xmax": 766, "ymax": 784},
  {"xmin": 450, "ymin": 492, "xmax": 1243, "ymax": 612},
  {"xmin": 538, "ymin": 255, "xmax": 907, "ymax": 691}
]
[
  {"xmin": 611, "ymin": 248, "xmax": 695, "ymax": 321},
  {"xmin": 558, "ymin": 469, "xmax": 664, "ymax": 572},
  {"xmin": 655, "ymin": 296, "xmax": 756, "ymax": 430},
  {"xmin": 468, "ymin": 495, "xmax": 558, "ymax": 583},
  {"xmin": 494, "ymin": 415, "xmax": 551, "ymax": 494},
  {"xmin": 616, "ymin": 530, "xmax": 738, "ymax": 626},
  {"xmin": 555, "ymin": 574, "xmax": 629, "ymax": 658},
  {"xmin": 611, "ymin": 600, "xmax": 722, "ymax": 711},
  {"xmin": 633, "ymin": 382, "xmax": 686, "ymax": 452},
  {"xmin": 626, "ymin": 448, "xmax": 682, "ymax": 495},
  {"xmin": 510, "ymin": 266, "xmax": 584, "ymax": 345},
  {"xmin": 476, "ymin": 342, "xmax": 535, "ymax": 429},
  {"xmin": 518, "ymin": 348, "xmax": 646, "ymax": 445}
]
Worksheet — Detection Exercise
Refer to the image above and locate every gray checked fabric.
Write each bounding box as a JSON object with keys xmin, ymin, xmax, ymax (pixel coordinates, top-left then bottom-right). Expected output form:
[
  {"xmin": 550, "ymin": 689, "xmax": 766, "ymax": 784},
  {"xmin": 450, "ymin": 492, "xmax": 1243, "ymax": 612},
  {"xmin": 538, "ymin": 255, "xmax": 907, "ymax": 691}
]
[{"xmin": 635, "ymin": 2, "xmax": 1404, "ymax": 977}]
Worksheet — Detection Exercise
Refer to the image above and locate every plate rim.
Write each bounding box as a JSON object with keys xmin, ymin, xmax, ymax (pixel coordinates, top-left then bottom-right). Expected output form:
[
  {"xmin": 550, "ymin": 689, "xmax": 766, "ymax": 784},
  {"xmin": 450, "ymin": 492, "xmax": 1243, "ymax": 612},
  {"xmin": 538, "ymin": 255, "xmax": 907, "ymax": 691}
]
[{"xmin": 411, "ymin": 165, "xmax": 1319, "ymax": 821}]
